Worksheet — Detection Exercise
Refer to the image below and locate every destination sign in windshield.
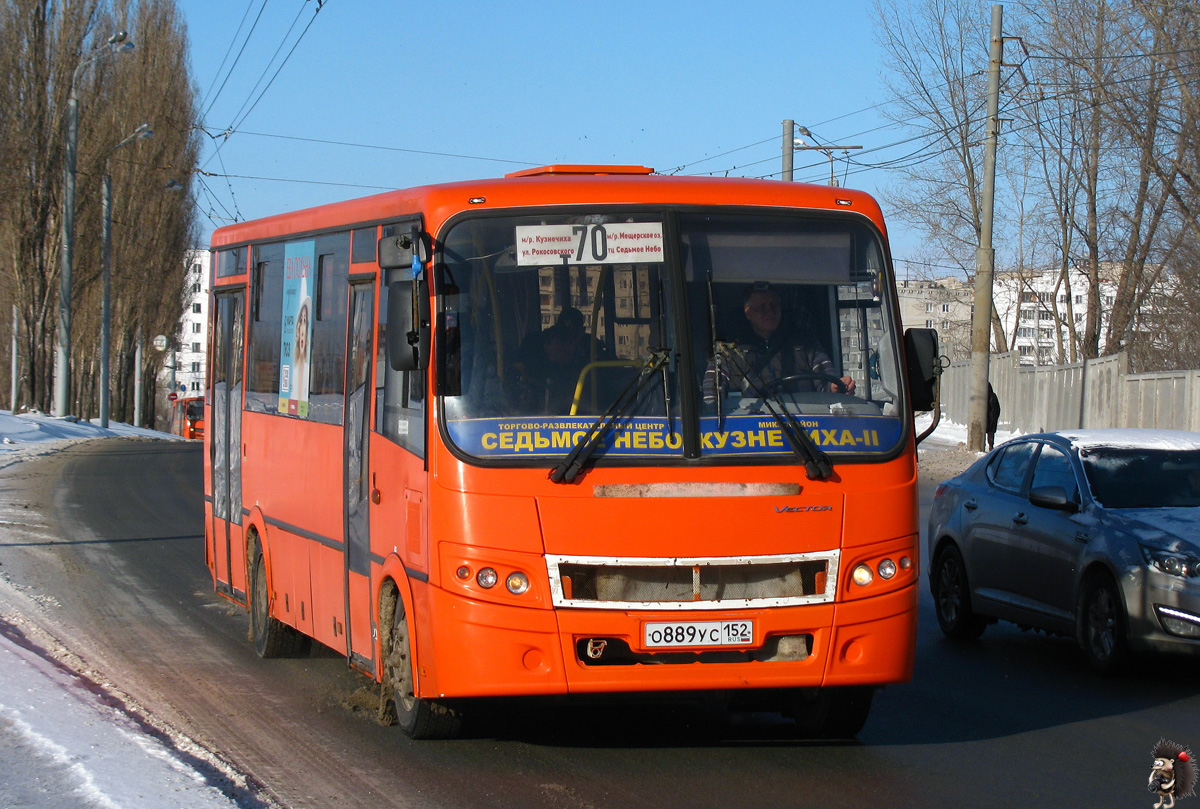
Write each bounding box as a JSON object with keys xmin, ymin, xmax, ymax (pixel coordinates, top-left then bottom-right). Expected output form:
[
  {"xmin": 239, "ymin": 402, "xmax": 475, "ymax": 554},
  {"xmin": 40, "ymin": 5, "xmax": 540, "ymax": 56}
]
[{"xmin": 515, "ymin": 223, "xmax": 664, "ymax": 265}]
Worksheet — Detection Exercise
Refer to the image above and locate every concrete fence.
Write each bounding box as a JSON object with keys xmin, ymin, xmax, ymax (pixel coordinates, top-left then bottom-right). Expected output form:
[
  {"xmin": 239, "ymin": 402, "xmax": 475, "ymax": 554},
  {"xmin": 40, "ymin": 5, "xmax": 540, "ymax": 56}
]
[{"xmin": 939, "ymin": 351, "xmax": 1200, "ymax": 435}]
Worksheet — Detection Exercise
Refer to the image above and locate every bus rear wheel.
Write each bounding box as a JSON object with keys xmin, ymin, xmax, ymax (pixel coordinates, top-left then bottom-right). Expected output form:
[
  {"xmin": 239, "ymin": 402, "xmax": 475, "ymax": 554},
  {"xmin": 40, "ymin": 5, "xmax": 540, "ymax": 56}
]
[
  {"xmin": 250, "ymin": 548, "xmax": 310, "ymax": 658},
  {"xmin": 386, "ymin": 599, "xmax": 462, "ymax": 740}
]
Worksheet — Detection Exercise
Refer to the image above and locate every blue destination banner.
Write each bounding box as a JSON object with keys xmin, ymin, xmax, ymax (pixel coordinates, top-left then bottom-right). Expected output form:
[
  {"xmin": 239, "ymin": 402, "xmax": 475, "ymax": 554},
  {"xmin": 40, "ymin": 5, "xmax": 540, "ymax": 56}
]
[{"xmin": 446, "ymin": 414, "xmax": 904, "ymax": 459}]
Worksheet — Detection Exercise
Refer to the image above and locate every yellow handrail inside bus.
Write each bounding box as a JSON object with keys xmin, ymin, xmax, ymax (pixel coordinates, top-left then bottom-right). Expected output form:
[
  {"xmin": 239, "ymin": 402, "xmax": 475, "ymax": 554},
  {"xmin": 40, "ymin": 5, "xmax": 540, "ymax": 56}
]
[{"xmin": 569, "ymin": 360, "xmax": 640, "ymax": 415}]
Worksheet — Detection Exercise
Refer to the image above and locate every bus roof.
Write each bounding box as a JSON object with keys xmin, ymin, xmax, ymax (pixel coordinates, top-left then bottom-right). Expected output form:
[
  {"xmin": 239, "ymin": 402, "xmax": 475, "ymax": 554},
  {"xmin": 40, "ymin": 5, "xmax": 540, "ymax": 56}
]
[{"xmin": 210, "ymin": 167, "xmax": 886, "ymax": 249}]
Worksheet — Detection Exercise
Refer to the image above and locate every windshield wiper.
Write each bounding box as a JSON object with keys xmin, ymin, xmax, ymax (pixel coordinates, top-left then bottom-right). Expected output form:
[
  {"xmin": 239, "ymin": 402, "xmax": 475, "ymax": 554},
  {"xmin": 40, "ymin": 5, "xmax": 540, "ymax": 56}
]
[
  {"xmin": 713, "ymin": 343, "xmax": 833, "ymax": 481},
  {"xmin": 549, "ymin": 349, "xmax": 671, "ymax": 485}
]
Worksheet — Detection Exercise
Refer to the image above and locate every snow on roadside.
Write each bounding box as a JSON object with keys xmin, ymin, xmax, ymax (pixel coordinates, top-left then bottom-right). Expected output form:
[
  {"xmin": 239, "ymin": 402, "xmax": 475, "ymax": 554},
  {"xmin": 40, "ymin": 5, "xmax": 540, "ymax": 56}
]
[
  {"xmin": 0, "ymin": 409, "xmax": 181, "ymax": 470},
  {"xmin": 0, "ymin": 411, "xmax": 273, "ymax": 809},
  {"xmin": 0, "ymin": 619, "xmax": 254, "ymax": 809}
]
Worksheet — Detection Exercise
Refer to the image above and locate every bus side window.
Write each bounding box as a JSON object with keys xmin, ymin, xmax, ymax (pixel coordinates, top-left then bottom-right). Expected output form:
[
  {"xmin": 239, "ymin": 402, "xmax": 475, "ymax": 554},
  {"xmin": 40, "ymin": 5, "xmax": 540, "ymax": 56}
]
[
  {"xmin": 246, "ymin": 243, "xmax": 284, "ymax": 412},
  {"xmin": 308, "ymin": 233, "xmax": 351, "ymax": 425},
  {"xmin": 375, "ymin": 278, "xmax": 425, "ymax": 457}
]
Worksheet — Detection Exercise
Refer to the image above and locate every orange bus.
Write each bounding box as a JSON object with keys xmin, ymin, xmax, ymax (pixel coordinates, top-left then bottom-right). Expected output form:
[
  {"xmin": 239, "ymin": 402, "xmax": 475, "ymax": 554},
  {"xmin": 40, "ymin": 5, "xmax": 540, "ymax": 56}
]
[
  {"xmin": 204, "ymin": 165, "xmax": 938, "ymax": 739},
  {"xmin": 169, "ymin": 396, "xmax": 205, "ymax": 439}
]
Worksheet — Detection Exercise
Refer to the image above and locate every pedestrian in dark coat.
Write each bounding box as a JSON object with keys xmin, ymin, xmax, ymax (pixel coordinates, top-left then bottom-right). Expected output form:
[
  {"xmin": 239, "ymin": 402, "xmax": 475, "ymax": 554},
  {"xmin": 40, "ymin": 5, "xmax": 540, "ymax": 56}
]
[{"xmin": 986, "ymin": 383, "xmax": 1001, "ymax": 450}]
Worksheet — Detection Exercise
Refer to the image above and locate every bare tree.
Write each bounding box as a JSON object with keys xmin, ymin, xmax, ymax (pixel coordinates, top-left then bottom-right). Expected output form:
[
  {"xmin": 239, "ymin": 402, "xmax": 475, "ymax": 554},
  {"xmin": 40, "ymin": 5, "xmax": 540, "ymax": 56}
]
[
  {"xmin": 877, "ymin": 0, "xmax": 1196, "ymax": 369},
  {"xmin": 0, "ymin": 0, "xmax": 198, "ymax": 417},
  {"xmin": 874, "ymin": 0, "xmax": 1012, "ymax": 351}
]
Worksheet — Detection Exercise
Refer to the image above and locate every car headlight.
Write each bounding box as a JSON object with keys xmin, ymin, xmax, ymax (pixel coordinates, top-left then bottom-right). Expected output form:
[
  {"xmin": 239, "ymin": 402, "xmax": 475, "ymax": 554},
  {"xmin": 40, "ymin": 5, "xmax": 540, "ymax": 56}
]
[{"xmin": 1140, "ymin": 545, "xmax": 1200, "ymax": 578}]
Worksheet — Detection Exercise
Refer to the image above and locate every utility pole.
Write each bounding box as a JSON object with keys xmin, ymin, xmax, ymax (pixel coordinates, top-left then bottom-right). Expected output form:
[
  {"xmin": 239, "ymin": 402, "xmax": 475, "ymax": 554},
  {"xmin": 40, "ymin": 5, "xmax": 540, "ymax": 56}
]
[
  {"xmin": 10, "ymin": 306, "xmax": 18, "ymax": 412},
  {"xmin": 968, "ymin": 4, "xmax": 1004, "ymax": 452},
  {"xmin": 782, "ymin": 119, "xmax": 794, "ymax": 181},
  {"xmin": 134, "ymin": 328, "xmax": 143, "ymax": 427}
]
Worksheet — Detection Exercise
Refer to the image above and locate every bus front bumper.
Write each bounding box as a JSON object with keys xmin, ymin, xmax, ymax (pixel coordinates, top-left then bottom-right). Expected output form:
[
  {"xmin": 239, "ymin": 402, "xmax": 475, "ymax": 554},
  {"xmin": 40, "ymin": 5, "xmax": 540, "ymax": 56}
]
[{"xmin": 417, "ymin": 582, "xmax": 916, "ymax": 699}]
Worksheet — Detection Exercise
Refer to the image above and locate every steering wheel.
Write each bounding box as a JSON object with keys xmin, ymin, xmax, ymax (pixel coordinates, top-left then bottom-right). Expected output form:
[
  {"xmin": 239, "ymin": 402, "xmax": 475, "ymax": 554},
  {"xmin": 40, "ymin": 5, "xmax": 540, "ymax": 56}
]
[{"xmin": 763, "ymin": 371, "xmax": 849, "ymax": 395}]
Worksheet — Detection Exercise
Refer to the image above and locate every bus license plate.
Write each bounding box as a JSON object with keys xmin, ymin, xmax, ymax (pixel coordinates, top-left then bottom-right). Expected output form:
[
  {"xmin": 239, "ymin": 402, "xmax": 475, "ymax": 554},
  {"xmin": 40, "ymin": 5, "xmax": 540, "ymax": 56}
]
[{"xmin": 643, "ymin": 620, "xmax": 754, "ymax": 648}]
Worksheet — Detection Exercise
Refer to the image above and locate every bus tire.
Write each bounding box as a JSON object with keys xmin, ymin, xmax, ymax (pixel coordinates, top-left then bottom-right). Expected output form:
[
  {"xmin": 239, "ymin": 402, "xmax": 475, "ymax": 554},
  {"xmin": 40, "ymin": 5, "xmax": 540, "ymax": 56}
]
[
  {"xmin": 250, "ymin": 548, "xmax": 310, "ymax": 659},
  {"xmin": 386, "ymin": 599, "xmax": 462, "ymax": 740},
  {"xmin": 787, "ymin": 686, "xmax": 874, "ymax": 739}
]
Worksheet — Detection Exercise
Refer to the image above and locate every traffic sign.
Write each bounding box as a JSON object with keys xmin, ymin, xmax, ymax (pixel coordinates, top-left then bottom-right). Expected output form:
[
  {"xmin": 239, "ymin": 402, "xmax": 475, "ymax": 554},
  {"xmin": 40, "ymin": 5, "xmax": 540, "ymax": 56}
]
[{"xmin": 168, "ymin": 392, "xmax": 178, "ymax": 402}]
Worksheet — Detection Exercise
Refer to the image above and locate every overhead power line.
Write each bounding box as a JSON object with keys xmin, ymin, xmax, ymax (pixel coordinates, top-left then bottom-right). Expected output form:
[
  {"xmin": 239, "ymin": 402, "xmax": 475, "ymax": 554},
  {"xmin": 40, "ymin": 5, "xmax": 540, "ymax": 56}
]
[
  {"xmin": 223, "ymin": 128, "xmax": 542, "ymax": 166},
  {"xmin": 201, "ymin": 0, "xmax": 271, "ymax": 121}
]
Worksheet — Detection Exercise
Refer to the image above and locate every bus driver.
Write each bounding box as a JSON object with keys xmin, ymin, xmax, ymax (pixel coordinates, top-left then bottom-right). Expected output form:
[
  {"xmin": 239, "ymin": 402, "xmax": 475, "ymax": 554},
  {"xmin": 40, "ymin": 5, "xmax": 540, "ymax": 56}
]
[{"xmin": 703, "ymin": 281, "xmax": 855, "ymax": 405}]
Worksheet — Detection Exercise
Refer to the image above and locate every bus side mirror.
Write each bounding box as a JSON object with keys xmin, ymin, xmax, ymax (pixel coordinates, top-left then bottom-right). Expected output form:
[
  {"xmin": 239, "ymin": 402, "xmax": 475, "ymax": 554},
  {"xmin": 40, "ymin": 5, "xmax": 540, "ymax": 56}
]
[
  {"xmin": 387, "ymin": 279, "xmax": 430, "ymax": 371},
  {"xmin": 903, "ymin": 328, "xmax": 939, "ymax": 412},
  {"xmin": 378, "ymin": 226, "xmax": 429, "ymax": 271}
]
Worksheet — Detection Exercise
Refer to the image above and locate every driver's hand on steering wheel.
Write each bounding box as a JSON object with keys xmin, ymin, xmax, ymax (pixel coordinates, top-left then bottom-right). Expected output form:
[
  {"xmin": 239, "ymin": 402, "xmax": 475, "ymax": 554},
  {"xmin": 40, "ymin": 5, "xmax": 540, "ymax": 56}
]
[{"xmin": 841, "ymin": 376, "xmax": 856, "ymax": 394}]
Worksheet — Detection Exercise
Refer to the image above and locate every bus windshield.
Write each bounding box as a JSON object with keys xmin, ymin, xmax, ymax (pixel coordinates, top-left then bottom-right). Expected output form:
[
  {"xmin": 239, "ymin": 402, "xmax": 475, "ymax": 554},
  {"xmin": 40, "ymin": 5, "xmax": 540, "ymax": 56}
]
[{"xmin": 438, "ymin": 209, "xmax": 907, "ymax": 465}]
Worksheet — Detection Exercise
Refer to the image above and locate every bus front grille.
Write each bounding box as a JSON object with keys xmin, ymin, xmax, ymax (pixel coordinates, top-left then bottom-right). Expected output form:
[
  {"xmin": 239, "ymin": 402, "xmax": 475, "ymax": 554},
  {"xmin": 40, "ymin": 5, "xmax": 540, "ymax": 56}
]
[{"xmin": 545, "ymin": 552, "xmax": 839, "ymax": 610}]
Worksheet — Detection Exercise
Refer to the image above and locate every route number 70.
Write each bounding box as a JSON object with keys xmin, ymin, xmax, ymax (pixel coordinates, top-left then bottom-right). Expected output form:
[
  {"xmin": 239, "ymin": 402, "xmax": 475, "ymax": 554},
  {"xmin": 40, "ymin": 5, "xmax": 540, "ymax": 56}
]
[{"xmin": 572, "ymin": 225, "xmax": 608, "ymax": 262}]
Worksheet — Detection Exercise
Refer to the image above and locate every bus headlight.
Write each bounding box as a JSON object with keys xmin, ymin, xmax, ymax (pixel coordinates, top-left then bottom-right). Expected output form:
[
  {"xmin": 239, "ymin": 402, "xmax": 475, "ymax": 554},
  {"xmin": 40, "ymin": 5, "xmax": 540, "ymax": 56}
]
[
  {"xmin": 878, "ymin": 559, "xmax": 897, "ymax": 579},
  {"xmin": 852, "ymin": 564, "xmax": 874, "ymax": 586},
  {"xmin": 477, "ymin": 567, "xmax": 499, "ymax": 589},
  {"xmin": 506, "ymin": 572, "xmax": 530, "ymax": 595}
]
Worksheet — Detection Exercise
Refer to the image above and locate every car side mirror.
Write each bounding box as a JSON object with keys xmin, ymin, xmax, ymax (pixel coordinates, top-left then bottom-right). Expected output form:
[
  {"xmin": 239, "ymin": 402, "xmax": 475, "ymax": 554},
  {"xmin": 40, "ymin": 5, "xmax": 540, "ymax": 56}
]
[{"xmin": 1029, "ymin": 485, "xmax": 1079, "ymax": 513}]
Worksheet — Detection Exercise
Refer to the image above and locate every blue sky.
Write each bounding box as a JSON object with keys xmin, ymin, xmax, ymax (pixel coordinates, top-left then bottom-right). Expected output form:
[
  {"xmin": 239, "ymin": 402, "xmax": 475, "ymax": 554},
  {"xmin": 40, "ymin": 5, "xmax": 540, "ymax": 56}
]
[{"xmin": 176, "ymin": 0, "xmax": 922, "ymax": 257}]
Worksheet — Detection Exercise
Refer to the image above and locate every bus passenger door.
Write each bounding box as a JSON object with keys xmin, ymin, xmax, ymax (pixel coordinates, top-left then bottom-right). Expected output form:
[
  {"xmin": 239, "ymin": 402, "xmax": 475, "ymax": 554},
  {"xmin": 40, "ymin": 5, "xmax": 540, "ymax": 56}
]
[
  {"xmin": 209, "ymin": 290, "xmax": 245, "ymax": 601},
  {"xmin": 344, "ymin": 282, "xmax": 375, "ymax": 668}
]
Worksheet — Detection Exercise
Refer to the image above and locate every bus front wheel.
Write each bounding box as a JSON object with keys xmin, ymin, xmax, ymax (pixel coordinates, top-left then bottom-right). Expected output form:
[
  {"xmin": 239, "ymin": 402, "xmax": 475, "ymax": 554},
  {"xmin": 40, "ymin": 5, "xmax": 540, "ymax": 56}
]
[
  {"xmin": 386, "ymin": 599, "xmax": 462, "ymax": 739},
  {"xmin": 250, "ymin": 548, "xmax": 310, "ymax": 658},
  {"xmin": 787, "ymin": 686, "xmax": 875, "ymax": 739}
]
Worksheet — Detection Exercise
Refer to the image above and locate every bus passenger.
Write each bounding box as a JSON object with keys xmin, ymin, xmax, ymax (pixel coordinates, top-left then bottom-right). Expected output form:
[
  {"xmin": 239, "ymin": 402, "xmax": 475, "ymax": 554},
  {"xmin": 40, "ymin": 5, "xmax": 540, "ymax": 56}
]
[{"xmin": 703, "ymin": 281, "xmax": 854, "ymax": 404}]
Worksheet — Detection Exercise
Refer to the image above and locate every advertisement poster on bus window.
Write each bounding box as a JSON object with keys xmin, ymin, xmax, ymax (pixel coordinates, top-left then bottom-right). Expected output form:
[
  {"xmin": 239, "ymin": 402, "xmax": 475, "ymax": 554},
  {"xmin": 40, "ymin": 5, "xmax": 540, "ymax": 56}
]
[{"xmin": 279, "ymin": 240, "xmax": 315, "ymax": 418}]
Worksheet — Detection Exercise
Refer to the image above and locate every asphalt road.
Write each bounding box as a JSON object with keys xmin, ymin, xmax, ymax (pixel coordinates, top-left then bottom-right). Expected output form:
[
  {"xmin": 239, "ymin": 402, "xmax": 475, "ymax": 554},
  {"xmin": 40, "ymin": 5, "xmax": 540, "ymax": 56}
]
[{"xmin": 0, "ymin": 438, "xmax": 1197, "ymax": 809}]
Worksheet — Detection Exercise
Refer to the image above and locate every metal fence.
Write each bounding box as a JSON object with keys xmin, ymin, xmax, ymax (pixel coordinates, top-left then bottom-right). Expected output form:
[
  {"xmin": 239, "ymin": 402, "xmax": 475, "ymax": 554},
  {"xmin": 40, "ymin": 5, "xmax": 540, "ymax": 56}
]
[{"xmin": 940, "ymin": 351, "xmax": 1200, "ymax": 435}]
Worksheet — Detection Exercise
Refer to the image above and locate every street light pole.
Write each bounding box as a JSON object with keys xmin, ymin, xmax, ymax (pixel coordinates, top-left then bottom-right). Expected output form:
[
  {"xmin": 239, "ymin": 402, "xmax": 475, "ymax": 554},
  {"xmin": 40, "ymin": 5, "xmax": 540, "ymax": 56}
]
[
  {"xmin": 99, "ymin": 124, "xmax": 153, "ymax": 429},
  {"xmin": 795, "ymin": 126, "xmax": 861, "ymax": 187},
  {"xmin": 54, "ymin": 31, "xmax": 135, "ymax": 418},
  {"xmin": 54, "ymin": 85, "xmax": 79, "ymax": 417},
  {"xmin": 100, "ymin": 173, "xmax": 112, "ymax": 427},
  {"xmin": 782, "ymin": 122, "xmax": 862, "ymax": 186}
]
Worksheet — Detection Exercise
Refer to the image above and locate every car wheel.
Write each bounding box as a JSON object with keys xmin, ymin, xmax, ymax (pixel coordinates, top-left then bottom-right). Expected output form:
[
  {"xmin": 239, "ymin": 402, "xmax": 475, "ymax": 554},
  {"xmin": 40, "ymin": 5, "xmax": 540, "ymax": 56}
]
[
  {"xmin": 932, "ymin": 544, "xmax": 987, "ymax": 639},
  {"xmin": 1079, "ymin": 573, "xmax": 1129, "ymax": 674}
]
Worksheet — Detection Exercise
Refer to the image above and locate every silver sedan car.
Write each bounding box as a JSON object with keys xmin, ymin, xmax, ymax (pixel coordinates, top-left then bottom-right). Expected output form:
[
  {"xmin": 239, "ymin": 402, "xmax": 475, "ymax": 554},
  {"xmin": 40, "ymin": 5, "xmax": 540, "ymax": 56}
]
[{"xmin": 926, "ymin": 429, "xmax": 1200, "ymax": 672}]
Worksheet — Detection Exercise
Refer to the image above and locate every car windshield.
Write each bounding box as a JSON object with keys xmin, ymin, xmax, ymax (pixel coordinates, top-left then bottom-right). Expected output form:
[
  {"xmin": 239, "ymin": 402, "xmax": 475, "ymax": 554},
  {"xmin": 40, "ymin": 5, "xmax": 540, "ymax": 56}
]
[
  {"xmin": 1080, "ymin": 447, "xmax": 1200, "ymax": 508},
  {"xmin": 437, "ymin": 209, "xmax": 908, "ymax": 466}
]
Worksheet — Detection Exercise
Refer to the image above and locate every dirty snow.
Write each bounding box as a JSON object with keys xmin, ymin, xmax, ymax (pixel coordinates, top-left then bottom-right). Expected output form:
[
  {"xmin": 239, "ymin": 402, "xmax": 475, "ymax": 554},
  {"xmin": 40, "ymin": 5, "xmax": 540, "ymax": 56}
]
[{"xmin": 0, "ymin": 411, "xmax": 256, "ymax": 809}]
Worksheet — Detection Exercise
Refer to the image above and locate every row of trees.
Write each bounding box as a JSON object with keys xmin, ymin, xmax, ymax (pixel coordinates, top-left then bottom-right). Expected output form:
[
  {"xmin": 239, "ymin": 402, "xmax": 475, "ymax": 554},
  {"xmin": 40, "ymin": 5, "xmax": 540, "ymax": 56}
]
[
  {"xmin": 0, "ymin": 0, "xmax": 200, "ymax": 422},
  {"xmin": 874, "ymin": 0, "xmax": 1200, "ymax": 372}
]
